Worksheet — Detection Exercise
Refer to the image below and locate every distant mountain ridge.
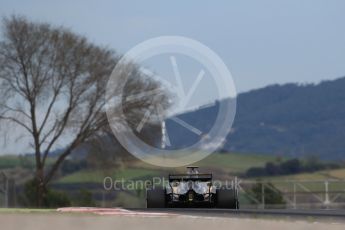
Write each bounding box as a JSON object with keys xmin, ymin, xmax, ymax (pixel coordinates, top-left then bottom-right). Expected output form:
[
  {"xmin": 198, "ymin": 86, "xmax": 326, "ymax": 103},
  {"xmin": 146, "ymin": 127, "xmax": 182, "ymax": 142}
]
[{"xmin": 167, "ymin": 77, "xmax": 345, "ymax": 160}]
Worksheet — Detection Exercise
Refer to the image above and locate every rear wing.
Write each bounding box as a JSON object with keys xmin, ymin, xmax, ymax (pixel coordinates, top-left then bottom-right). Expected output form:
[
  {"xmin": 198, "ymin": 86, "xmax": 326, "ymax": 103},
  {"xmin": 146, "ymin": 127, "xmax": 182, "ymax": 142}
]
[{"xmin": 168, "ymin": 173, "xmax": 212, "ymax": 182}]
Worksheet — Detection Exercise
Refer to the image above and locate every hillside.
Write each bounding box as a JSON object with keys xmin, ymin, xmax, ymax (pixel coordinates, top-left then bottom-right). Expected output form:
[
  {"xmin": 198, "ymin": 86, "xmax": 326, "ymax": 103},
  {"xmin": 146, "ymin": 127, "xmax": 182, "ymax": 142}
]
[
  {"xmin": 167, "ymin": 77, "xmax": 345, "ymax": 160},
  {"xmin": 54, "ymin": 152, "xmax": 276, "ymax": 184}
]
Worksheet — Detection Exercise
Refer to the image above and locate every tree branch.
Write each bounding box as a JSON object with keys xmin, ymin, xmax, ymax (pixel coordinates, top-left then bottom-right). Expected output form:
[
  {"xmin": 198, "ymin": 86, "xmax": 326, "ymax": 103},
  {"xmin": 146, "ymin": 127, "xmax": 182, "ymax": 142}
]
[{"xmin": 0, "ymin": 115, "xmax": 32, "ymax": 133}]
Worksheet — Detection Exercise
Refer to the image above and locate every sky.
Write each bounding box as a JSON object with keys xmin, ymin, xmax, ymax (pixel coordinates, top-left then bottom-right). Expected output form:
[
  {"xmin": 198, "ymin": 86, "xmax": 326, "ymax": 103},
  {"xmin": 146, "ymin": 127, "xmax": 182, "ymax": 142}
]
[
  {"xmin": 1, "ymin": 0, "xmax": 345, "ymax": 154},
  {"xmin": 1, "ymin": 0, "xmax": 345, "ymax": 93}
]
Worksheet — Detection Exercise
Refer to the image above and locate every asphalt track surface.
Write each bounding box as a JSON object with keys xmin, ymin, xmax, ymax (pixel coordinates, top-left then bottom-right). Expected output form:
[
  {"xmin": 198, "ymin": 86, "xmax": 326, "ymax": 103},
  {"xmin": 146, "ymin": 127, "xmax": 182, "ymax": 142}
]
[
  {"xmin": 0, "ymin": 208, "xmax": 345, "ymax": 230},
  {"xmin": 1, "ymin": 208, "xmax": 345, "ymax": 230},
  {"xmin": 136, "ymin": 208, "xmax": 345, "ymax": 219}
]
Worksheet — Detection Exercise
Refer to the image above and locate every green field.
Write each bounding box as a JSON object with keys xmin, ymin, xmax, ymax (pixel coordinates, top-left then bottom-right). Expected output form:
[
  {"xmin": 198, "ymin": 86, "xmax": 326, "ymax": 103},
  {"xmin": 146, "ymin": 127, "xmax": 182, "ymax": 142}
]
[
  {"xmin": 0, "ymin": 155, "xmax": 29, "ymax": 169},
  {"xmin": 56, "ymin": 168, "xmax": 161, "ymax": 184},
  {"xmin": 198, "ymin": 152, "xmax": 277, "ymax": 173},
  {"xmin": 0, "ymin": 208, "xmax": 55, "ymax": 213},
  {"xmin": 0, "ymin": 155, "xmax": 55, "ymax": 170},
  {"xmin": 2, "ymin": 152, "xmax": 344, "ymax": 186},
  {"xmin": 54, "ymin": 152, "xmax": 277, "ymax": 184}
]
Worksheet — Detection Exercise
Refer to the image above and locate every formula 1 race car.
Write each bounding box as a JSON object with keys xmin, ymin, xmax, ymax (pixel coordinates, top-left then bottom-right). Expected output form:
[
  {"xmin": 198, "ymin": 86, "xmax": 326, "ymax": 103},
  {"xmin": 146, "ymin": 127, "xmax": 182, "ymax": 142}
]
[{"xmin": 146, "ymin": 166, "xmax": 239, "ymax": 209}]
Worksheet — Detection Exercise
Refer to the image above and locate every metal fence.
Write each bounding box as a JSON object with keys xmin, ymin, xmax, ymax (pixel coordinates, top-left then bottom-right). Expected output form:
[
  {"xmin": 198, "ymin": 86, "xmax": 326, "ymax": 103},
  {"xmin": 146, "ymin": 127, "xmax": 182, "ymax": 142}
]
[
  {"xmin": 237, "ymin": 179, "xmax": 345, "ymax": 209},
  {"xmin": 2, "ymin": 173, "xmax": 345, "ymax": 209},
  {"xmin": 0, "ymin": 172, "xmax": 16, "ymax": 208},
  {"xmin": 0, "ymin": 172, "xmax": 8, "ymax": 207}
]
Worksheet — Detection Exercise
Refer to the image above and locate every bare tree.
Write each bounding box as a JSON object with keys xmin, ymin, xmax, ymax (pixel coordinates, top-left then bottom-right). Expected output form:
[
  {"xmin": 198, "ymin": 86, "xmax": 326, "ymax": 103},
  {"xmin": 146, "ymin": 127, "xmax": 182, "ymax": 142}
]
[{"xmin": 0, "ymin": 16, "xmax": 169, "ymax": 206}]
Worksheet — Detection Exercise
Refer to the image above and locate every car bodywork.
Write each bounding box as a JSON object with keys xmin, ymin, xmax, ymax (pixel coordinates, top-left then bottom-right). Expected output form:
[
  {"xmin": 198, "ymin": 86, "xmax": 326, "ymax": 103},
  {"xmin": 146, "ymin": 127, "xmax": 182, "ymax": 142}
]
[
  {"xmin": 146, "ymin": 166, "xmax": 239, "ymax": 209},
  {"xmin": 165, "ymin": 172, "xmax": 217, "ymax": 207}
]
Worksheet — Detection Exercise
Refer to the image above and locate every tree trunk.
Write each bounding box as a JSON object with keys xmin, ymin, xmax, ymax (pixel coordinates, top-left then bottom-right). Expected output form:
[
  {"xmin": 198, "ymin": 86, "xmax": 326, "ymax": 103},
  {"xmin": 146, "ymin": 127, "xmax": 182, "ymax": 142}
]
[{"xmin": 36, "ymin": 168, "xmax": 46, "ymax": 207}]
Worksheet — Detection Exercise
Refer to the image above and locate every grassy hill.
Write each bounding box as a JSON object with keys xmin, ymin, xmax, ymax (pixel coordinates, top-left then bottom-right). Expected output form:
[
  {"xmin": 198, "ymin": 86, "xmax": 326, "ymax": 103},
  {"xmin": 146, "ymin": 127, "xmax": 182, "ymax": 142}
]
[{"xmin": 54, "ymin": 152, "xmax": 277, "ymax": 184}]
